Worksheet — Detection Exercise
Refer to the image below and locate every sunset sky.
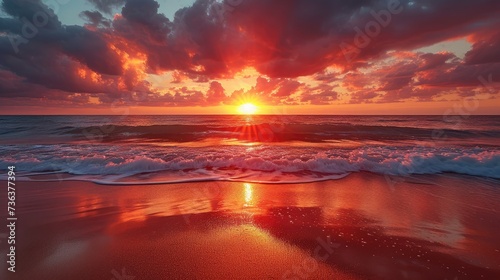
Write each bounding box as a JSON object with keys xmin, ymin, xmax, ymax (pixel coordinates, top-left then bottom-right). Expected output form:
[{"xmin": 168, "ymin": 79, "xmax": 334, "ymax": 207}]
[{"xmin": 1, "ymin": 0, "xmax": 499, "ymax": 115}]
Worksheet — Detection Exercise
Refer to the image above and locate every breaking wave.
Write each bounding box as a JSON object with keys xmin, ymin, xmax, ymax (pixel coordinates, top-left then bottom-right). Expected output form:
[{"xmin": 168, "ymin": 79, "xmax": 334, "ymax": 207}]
[{"xmin": 1, "ymin": 144, "xmax": 499, "ymax": 184}]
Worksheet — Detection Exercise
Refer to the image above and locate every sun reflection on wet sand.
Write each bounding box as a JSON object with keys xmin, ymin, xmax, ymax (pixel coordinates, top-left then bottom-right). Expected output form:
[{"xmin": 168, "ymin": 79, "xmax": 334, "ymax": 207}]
[{"xmin": 7, "ymin": 173, "xmax": 500, "ymax": 279}]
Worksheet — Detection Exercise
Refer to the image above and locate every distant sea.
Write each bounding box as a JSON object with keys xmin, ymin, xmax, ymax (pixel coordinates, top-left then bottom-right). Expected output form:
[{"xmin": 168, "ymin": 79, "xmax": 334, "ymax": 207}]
[{"xmin": 1, "ymin": 115, "xmax": 499, "ymax": 184}]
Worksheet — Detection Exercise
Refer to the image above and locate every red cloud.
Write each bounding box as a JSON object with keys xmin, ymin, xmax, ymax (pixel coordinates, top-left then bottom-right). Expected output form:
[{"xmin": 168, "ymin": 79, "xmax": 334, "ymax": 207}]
[{"xmin": 1, "ymin": 0, "xmax": 500, "ymax": 107}]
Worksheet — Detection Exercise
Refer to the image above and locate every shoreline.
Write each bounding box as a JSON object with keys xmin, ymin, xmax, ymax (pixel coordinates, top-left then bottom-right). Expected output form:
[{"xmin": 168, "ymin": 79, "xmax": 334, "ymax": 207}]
[
  {"xmin": 1, "ymin": 173, "xmax": 499, "ymax": 279},
  {"xmin": 13, "ymin": 170, "xmax": 500, "ymax": 186}
]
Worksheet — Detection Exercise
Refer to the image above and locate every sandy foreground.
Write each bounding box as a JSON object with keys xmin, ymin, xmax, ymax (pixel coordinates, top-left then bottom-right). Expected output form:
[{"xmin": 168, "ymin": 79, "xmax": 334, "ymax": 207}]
[{"xmin": 0, "ymin": 173, "xmax": 499, "ymax": 279}]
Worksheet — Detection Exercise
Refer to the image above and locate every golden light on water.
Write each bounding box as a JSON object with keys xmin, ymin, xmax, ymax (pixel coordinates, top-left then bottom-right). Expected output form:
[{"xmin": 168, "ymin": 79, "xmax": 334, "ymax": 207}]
[{"xmin": 244, "ymin": 183, "xmax": 254, "ymax": 206}]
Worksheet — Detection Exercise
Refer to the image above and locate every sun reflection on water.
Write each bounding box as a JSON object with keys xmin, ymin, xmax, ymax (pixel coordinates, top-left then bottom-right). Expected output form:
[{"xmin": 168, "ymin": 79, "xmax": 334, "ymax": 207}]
[{"xmin": 244, "ymin": 183, "xmax": 254, "ymax": 207}]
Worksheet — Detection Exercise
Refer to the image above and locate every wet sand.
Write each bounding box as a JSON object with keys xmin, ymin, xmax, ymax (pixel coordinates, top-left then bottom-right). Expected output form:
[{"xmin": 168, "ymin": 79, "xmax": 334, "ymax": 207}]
[{"xmin": 1, "ymin": 173, "xmax": 500, "ymax": 279}]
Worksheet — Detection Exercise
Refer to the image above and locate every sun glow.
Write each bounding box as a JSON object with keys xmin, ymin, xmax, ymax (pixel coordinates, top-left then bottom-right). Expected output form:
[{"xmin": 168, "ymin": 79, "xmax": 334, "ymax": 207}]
[
  {"xmin": 244, "ymin": 183, "xmax": 254, "ymax": 206},
  {"xmin": 238, "ymin": 103, "xmax": 258, "ymax": 115}
]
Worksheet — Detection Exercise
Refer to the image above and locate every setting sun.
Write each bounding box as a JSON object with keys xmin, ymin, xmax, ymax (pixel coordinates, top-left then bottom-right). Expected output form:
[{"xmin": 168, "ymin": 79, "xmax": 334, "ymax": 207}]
[{"xmin": 238, "ymin": 103, "xmax": 258, "ymax": 115}]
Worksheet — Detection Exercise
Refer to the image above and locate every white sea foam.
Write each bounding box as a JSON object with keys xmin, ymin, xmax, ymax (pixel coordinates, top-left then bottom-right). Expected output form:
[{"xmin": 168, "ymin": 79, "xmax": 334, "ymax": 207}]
[
  {"xmin": 1, "ymin": 144, "xmax": 499, "ymax": 184},
  {"xmin": 2, "ymin": 116, "xmax": 499, "ymax": 184}
]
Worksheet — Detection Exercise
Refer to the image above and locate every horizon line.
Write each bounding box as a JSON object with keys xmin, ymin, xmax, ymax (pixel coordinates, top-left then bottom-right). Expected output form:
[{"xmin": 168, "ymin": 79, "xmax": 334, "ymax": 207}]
[{"xmin": 1, "ymin": 114, "xmax": 499, "ymax": 116}]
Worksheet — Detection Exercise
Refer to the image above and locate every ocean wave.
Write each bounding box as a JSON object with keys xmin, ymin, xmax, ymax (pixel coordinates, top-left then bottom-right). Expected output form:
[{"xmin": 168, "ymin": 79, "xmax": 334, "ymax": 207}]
[
  {"xmin": 2, "ymin": 116, "xmax": 499, "ymax": 184},
  {"xmin": 3, "ymin": 114, "xmax": 500, "ymax": 147},
  {"xmin": 1, "ymin": 145, "xmax": 499, "ymax": 183},
  {"xmin": 2, "ymin": 123, "xmax": 495, "ymax": 145}
]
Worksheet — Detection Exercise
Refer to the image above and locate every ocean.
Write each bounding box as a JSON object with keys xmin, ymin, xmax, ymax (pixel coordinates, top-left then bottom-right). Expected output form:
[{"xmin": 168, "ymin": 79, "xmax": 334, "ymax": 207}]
[{"xmin": 1, "ymin": 115, "xmax": 499, "ymax": 184}]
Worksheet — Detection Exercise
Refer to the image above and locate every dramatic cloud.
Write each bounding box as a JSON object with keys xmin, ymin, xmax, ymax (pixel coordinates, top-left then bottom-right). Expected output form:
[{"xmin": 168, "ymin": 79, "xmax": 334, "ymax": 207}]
[
  {"xmin": 1, "ymin": 0, "xmax": 500, "ymax": 109},
  {"xmin": 87, "ymin": 0, "xmax": 125, "ymax": 14},
  {"xmin": 465, "ymin": 30, "xmax": 500, "ymax": 65},
  {"xmin": 80, "ymin": 10, "xmax": 111, "ymax": 28}
]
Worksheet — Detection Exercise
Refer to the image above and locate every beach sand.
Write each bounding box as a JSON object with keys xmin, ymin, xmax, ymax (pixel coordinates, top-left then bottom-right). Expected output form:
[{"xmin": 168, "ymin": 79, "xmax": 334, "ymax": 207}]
[{"xmin": 1, "ymin": 173, "xmax": 500, "ymax": 279}]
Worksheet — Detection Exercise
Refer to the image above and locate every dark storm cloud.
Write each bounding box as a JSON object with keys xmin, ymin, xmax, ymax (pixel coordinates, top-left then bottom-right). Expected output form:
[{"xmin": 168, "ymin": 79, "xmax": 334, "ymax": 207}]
[
  {"xmin": 1, "ymin": 0, "xmax": 500, "ymax": 106},
  {"xmin": 465, "ymin": 30, "xmax": 500, "ymax": 65},
  {"xmin": 1, "ymin": 0, "xmax": 61, "ymax": 29},
  {"xmin": 106, "ymin": 0, "xmax": 500, "ymax": 80},
  {"xmin": 61, "ymin": 26, "xmax": 123, "ymax": 75},
  {"xmin": 203, "ymin": 0, "xmax": 499, "ymax": 77},
  {"xmin": 0, "ymin": 0, "xmax": 125, "ymax": 96},
  {"xmin": 121, "ymin": 0, "xmax": 161, "ymax": 25},
  {"xmin": 112, "ymin": 0, "xmax": 174, "ymax": 72}
]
